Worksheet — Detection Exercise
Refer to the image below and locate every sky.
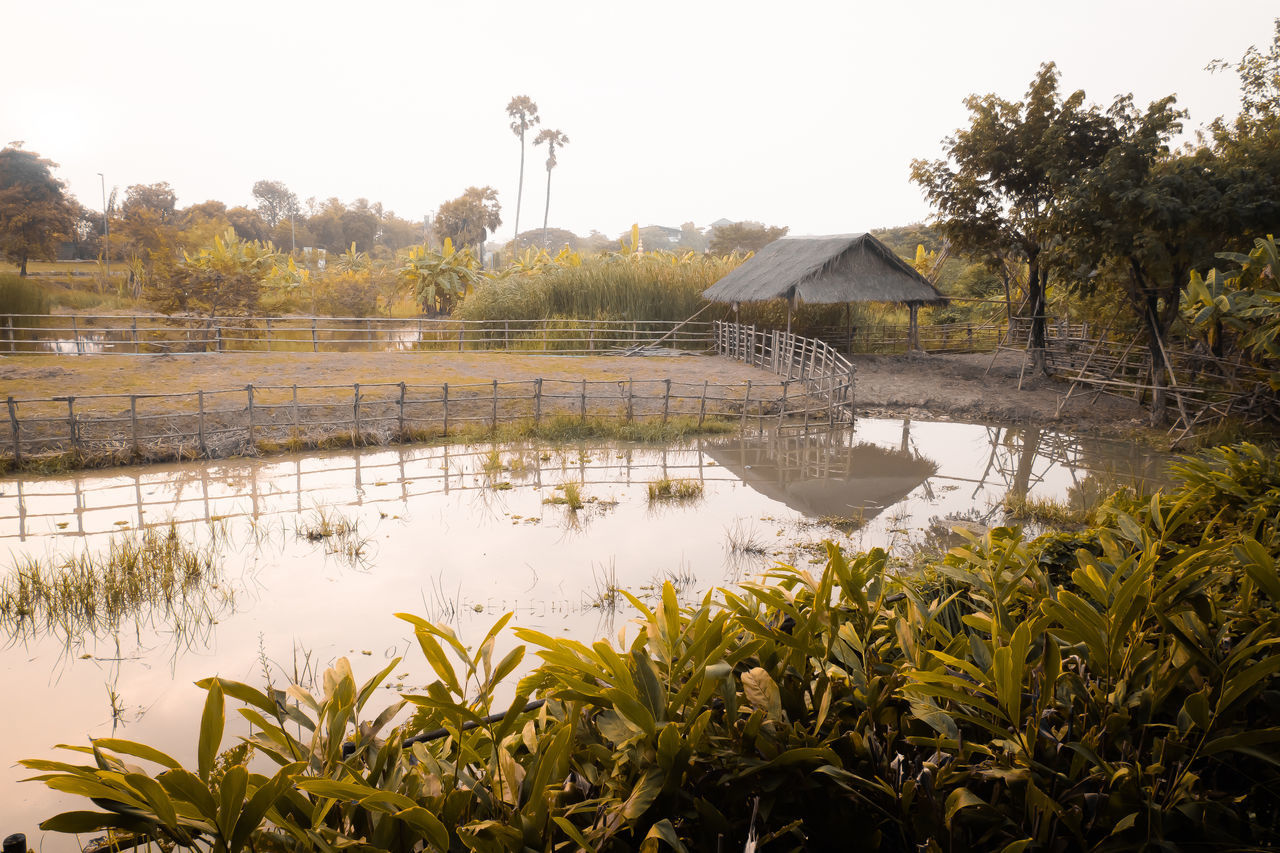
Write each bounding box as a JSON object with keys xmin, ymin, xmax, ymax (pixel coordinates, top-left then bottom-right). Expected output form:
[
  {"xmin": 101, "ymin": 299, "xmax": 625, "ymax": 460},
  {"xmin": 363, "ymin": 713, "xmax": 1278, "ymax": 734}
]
[{"xmin": 4, "ymin": 0, "xmax": 1277, "ymax": 243}]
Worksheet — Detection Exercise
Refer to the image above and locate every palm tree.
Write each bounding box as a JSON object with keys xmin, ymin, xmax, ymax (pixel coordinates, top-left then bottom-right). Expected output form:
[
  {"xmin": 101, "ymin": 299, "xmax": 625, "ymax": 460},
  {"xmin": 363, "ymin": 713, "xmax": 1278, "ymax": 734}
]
[
  {"xmin": 533, "ymin": 128, "xmax": 569, "ymax": 249},
  {"xmin": 505, "ymin": 96, "xmax": 539, "ymax": 251}
]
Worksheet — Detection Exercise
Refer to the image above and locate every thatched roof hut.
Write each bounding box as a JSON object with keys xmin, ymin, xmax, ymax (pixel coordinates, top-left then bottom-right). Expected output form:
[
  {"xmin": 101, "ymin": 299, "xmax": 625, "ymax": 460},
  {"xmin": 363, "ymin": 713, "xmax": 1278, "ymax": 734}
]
[
  {"xmin": 704, "ymin": 233, "xmax": 945, "ymax": 305},
  {"xmin": 703, "ymin": 233, "xmax": 946, "ymax": 345}
]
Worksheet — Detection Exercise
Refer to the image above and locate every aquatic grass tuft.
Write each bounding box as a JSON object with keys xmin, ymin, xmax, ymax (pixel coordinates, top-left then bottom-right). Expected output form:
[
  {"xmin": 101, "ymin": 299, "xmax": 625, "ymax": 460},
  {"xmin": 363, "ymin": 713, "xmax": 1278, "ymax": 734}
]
[
  {"xmin": 0, "ymin": 523, "xmax": 228, "ymax": 643},
  {"xmin": 647, "ymin": 477, "xmax": 704, "ymax": 503},
  {"xmin": 295, "ymin": 507, "xmax": 371, "ymax": 567},
  {"xmin": 1001, "ymin": 493, "xmax": 1092, "ymax": 528}
]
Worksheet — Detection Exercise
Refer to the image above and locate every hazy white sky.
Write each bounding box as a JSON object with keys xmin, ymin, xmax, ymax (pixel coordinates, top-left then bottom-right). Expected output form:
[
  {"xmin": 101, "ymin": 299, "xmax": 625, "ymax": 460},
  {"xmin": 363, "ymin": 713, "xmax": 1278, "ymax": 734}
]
[{"xmin": 5, "ymin": 1, "xmax": 1276, "ymax": 242}]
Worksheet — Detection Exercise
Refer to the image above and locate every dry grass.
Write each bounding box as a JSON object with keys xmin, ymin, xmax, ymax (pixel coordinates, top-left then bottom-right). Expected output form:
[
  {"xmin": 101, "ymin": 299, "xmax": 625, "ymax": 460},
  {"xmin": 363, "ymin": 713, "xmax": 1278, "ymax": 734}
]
[{"xmin": 0, "ymin": 352, "xmax": 769, "ymax": 406}]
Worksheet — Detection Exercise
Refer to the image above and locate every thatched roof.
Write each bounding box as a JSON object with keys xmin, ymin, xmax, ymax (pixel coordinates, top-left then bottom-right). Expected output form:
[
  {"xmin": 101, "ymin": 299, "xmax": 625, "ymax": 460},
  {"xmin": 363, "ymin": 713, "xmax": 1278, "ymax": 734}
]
[{"xmin": 702, "ymin": 233, "xmax": 946, "ymax": 305}]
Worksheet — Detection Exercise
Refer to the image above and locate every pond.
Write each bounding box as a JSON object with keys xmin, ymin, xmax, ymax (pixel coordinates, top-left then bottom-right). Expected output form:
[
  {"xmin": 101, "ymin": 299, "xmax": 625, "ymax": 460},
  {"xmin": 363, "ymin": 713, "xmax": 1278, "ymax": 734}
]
[{"xmin": 0, "ymin": 417, "xmax": 1169, "ymax": 848}]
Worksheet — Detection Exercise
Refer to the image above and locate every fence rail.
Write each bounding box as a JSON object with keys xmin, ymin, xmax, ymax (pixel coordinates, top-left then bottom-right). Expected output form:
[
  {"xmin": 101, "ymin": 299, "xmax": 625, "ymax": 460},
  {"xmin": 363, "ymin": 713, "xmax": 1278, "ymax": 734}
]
[
  {"xmin": 1, "ymin": 370, "xmax": 855, "ymax": 466},
  {"xmin": 713, "ymin": 321, "xmax": 856, "ymax": 424},
  {"xmin": 0, "ymin": 314, "xmax": 714, "ymax": 356}
]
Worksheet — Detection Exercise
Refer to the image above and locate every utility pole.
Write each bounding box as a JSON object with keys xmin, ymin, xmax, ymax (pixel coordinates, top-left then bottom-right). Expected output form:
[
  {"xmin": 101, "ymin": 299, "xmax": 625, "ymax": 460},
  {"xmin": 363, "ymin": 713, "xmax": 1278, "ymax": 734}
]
[{"xmin": 96, "ymin": 172, "xmax": 110, "ymax": 288}]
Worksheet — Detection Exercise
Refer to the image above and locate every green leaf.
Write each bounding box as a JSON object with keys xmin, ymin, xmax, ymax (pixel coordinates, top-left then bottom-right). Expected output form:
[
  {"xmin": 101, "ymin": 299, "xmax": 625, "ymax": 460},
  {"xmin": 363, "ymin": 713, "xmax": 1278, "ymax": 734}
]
[
  {"xmin": 198, "ymin": 679, "xmax": 225, "ymax": 783},
  {"xmin": 622, "ymin": 767, "xmax": 665, "ymax": 819},
  {"xmin": 39, "ymin": 810, "xmax": 146, "ymax": 834},
  {"xmin": 741, "ymin": 667, "xmax": 782, "ymax": 720},
  {"xmin": 396, "ymin": 806, "xmax": 449, "ymax": 849},
  {"xmin": 157, "ymin": 768, "xmax": 218, "ymax": 824},
  {"xmin": 93, "ymin": 739, "xmax": 182, "ymax": 771},
  {"xmin": 552, "ymin": 816, "xmax": 597, "ymax": 852},
  {"xmin": 641, "ymin": 818, "xmax": 690, "ymax": 852},
  {"xmin": 945, "ymin": 788, "xmax": 987, "ymax": 828}
]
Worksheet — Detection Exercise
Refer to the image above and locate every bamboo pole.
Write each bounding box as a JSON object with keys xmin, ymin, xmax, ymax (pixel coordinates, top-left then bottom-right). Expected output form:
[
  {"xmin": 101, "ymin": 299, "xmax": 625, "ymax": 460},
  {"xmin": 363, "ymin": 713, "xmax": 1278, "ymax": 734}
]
[
  {"xmin": 580, "ymin": 379, "xmax": 588, "ymax": 422},
  {"xmin": 493, "ymin": 379, "xmax": 499, "ymax": 430},
  {"xmin": 662, "ymin": 379, "xmax": 671, "ymax": 424},
  {"xmin": 740, "ymin": 381, "xmax": 751, "ymax": 432},
  {"xmin": 698, "ymin": 380, "xmax": 708, "ymax": 428},
  {"xmin": 398, "ymin": 382, "xmax": 407, "ymax": 436},
  {"xmin": 292, "ymin": 385, "xmax": 299, "ymax": 431},
  {"xmin": 197, "ymin": 391, "xmax": 207, "ymax": 456},
  {"xmin": 246, "ymin": 385, "xmax": 255, "ymax": 446},
  {"xmin": 130, "ymin": 395, "xmax": 140, "ymax": 456},
  {"xmin": 442, "ymin": 382, "xmax": 449, "ymax": 435},
  {"xmin": 534, "ymin": 378, "xmax": 542, "ymax": 425},
  {"xmin": 8, "ymin": 396, "xmax": 19, "ymax": 463},
  {"xmin": 67, "ymin": 397, "xmax": 78, "ymax": 453},
  {"xmin": 353, "ymin": 383, "xmax": 361, "ymax": 443}
]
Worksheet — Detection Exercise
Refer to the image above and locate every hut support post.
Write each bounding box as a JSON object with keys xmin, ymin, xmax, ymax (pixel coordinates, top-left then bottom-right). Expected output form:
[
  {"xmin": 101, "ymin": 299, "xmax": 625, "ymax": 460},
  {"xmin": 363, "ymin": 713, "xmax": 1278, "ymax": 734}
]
[{"xmin": 908, "ymin": 303, "xmax": 921, "ymax": 352}]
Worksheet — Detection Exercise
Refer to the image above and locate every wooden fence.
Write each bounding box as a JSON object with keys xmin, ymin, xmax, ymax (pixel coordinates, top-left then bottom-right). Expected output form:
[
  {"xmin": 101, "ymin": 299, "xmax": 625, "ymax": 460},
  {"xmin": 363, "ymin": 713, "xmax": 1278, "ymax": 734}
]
[
  {"xmin": 0, "ymin": 371, "xmax": 855, "ymax": 466},
  {"xmin": 713, "ymin": 321, "xmax": 856, "ymax": 423},
  {"xmin": 0, "ymin": 314, "xmax": 713, "ymax": 356}
]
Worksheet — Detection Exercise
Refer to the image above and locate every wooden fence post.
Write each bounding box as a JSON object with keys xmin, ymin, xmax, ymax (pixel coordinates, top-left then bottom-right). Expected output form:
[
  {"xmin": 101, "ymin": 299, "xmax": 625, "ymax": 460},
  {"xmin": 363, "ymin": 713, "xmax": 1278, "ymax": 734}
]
[
  {"xmin": 265, "ymin": 318, "xmax": 272, "ymax": 352},
  {"xmin": 442, "ymin": 382, "xmax": 449, "ymax": 436},
  {"xmin": 626, "ymin": 379, "xmax": 634, "ymax": 422},
  {"xmin": 197, "ymin": 390, "xmax": 207, "ymax": 456},
  {"xmin": 217, "ymin": 326, "xmax": 224, "ymax": 353},
  {"xmin": 130, "ymin": 395, "xmax": 140, "ymax": 456},
  {"xmin": 8, "ymin": 396, "xmax": 20, "ymax": 464},
  {"xmin": 353, "ymin": 383, "xmax": 361, "ymax": 443},
  {"xmin": 398, "ymin": 382, "xmax": 407, "ymax": 437},
  {"xmin": 291, "ymin": 385, "xmax": 299, "ymax": 431},
  {"xmin": 311, "ymin": 319, "xmax": 318, "ymax": 353},
  {"xmin": 740, "ymin": 381, "xmax": 751, "ymax": 432},
  {"xmin": 698, "ymin": 380, "xmax": 708, "ymax": 428},
  {"xmin": 777, "ymin": 381, "xmax": 789, "ymax": 429},
  {"xmin": 580, "ymin": 379, "xmax": 588, "ymax": 423},
  {"xmin": 662, "ymin": 379, "xmax": 671, "ymax": 424},
  {"xmin": 492, "ymin": 379, "xmax": 499, "ymax": 431},
  {"xmin": 245, "ymin": 384, "xmax": 256, "ymax": 446},
  {"xmin": 534, "ymin": 378, "xmax": 542, "ymax": 425},
  {"xmin": 132, "ymin": 317, "xmax": 139, "ymax": 354},
  {"xmin": 457, "ymin": 326, "xmax": 464, "ymax": 352},
  {"xmin": 67, "ymin": 397, "xmax": 78, "ymax": 453}
]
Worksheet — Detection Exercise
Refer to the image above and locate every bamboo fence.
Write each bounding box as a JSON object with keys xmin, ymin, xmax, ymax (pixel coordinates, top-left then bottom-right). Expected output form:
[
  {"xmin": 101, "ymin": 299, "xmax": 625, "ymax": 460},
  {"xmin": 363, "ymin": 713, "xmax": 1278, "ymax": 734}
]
[{"xmin": 0, "ymin": 314, "xmax": 713, "ymax": 355}]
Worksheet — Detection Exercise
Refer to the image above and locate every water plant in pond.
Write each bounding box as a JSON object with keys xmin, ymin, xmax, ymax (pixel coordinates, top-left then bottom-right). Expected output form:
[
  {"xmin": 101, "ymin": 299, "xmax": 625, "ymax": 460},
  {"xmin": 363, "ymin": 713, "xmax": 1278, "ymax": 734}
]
[
  {"xmin": 726, "ymin": 518, "xmax": 769, "ymax": 556},
  {"xmin": 294, "ymin": 507, "xmax": 370, "ymax": 567},
  {"xmin": 647, "ymin": 476, "xmax": 704, "ymax": 502},
  {"xmin": 0, "ymin": 523, "xmax": 229, "ymax": 644},
  {"xmin": 1000, "ymin": 491, "xmax": 1092, "ymax": 527}
]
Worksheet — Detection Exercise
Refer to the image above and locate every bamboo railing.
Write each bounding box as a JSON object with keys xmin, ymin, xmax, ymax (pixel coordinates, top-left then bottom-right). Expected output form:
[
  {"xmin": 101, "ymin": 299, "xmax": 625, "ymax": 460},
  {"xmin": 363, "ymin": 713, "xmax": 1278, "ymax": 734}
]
[
  {"xmin": 0, "ymin": 314, "xmax": 714, "ymax": 355},
  {"xmin": 713, "ymin": 321, "xmax": 855, "ymax": 425}
]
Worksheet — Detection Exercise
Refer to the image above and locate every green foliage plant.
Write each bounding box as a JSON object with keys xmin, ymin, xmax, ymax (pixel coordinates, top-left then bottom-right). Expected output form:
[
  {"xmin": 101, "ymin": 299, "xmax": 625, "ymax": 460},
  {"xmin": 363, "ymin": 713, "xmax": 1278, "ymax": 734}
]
[
  {"xmin": 0, "ymin": 271, "xmax": 51, "ymax": 315},
  {"xmin": 24, "ymin": 442, "xmax": 1280, "ymax": 850}
]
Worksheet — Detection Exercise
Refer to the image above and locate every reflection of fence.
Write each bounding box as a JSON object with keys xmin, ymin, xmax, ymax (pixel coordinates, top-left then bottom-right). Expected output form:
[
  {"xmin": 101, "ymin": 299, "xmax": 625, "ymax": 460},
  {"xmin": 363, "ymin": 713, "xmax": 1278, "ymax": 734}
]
[
  {"xmin": 2, "ymin": 370, "xmax": 857, "ymax": 465},
  {"xmin": 0, "ymin": 442, "xmax": 734, "ymax": 541},
  {"xmin": 713, "ymin": 322, "xmax": 855, "ymax": 424},
  {"xmin": 0, "ymin": 314, "xmax": 713, "ymax": 355}
]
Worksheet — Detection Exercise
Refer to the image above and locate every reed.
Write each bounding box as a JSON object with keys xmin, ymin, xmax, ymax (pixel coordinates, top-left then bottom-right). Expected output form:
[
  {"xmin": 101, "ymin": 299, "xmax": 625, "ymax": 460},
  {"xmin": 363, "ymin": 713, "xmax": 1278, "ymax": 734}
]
[
  {"xmin": 458, "ymin": 253, "xmax": 741, "ymax": 323},
  {"xmin": 0, "ymin": 523, "xmax": 227, "ymax": 642}
]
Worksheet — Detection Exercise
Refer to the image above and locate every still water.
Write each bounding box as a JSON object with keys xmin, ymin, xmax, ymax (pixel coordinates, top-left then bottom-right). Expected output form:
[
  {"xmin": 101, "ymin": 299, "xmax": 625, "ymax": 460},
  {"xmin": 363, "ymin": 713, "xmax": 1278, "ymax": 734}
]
[{"xmin": 0, "ymin": 418, "xmax": 1167, "ymax": 847}]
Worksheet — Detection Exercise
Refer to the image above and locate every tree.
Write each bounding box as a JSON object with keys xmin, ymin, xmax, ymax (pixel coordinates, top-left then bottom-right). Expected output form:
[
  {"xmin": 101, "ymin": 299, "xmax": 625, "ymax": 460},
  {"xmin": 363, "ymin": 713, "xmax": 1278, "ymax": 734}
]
[
  {"xmin": 398, "ymin": 239, "xmax": 479, "ymax": 316},
  {"xmin": 117, "ymin": 182, "xmax": 182, "ymax": 296},
  {"xmin": 252, "ymin": 180, "xmax": 300, "ymax": 229},
  {"xmin": 434, "ymin": 187, "xmax": 501, "ymax": 265},
  {"xmin": 533, "ymin": 128, "xmax": 568, "ymax": 248},
  {"xmin": 153, "ymin": 228, "xmax": 278, "ymax": 323},
  {"xmin": 911, "ymin": 63, "xmax": 1119, "ymax": 373},
  {"xmin": 707, "ymin": 222, "xmax": 788, "ymax": 255},
  {"xmin": 506, "ymin": 96, "xmax": 539, "ymax": 249},
  {"xmin": 1060, "ymin": 96, "xmax": 1217, "ymax": 425},
  {"xmin": 0, "ymin": 144, "xmax": 76, "ymax": 275}
]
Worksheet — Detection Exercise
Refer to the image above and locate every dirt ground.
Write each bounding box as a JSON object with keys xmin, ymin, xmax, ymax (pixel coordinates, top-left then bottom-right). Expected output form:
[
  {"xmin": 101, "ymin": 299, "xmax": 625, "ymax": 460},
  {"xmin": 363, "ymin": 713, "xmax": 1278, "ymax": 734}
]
[{"xmin": 0, "ymin": 348, "xmax": 1150, "ymax": 436}]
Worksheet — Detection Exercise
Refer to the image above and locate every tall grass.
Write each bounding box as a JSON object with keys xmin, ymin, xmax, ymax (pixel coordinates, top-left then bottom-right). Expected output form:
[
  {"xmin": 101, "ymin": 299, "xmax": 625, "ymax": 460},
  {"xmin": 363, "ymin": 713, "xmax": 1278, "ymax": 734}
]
[
  {"xmin": 0, "ymin": 272, "xmax": 51, "ymax": 315},
  {"xmin": 458, "ymin": 253, "xmax": 742, "ymax": 322}
]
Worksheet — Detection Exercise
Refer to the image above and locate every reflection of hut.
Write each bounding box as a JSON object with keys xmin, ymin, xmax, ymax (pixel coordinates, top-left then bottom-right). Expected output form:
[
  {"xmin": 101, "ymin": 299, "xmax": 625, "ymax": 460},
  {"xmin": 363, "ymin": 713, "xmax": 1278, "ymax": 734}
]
[
  {"xmin": 703, "ymin": 432, "xmax": 937, "ymax": 522},
  {"xmin": 702, "ymin": 233, "xmax": 946, "ymax": 348}
]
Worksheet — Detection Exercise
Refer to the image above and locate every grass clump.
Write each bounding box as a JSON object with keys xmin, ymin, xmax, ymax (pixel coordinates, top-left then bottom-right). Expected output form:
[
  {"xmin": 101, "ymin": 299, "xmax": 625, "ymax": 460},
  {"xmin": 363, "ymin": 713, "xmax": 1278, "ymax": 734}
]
[
  {"xmin": 0, "ymin": 272, "xmax": 51, "ymax": 315},
  {"xmin": 1001, "ymin": 492, "xmax": 1092, "ymax": 527},
  {"xmin": 647, "ymin": 476, "xmax": 703, "ymax": 503},
  {"xmin": 544, "ymin": 481, "xmax": 585, "ymax": 510},
  {"xmin": 0, "ymin": 523, "xmax": 226, "ymax": 642},
  {"xmin": 295, "ymin": 507, "xmax": 370, "ymax": 566}
]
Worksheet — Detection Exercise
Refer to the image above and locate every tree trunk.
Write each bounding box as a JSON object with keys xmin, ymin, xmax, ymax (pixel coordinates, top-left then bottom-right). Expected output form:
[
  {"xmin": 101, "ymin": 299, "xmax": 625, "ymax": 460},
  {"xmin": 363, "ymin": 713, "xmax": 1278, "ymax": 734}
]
[
  {"xmin": 1012, "ymin": 427, "xmax": 1042, "ymax": 498},
  {"xmin": 1142, "ymin": 292, "xmax": 1169, "ymax": 427},
  {"xmin": 514, "ymin": 131, "xmax": 525, "ymax": 249},
  {"xmin": 18, "ymin": 254, "xmax": 28, "ymax": 277},
  {"xmin": 1027, "ymin": 250, "xmax": 1047, "ymax": 374},
  {"xmin": 541, "ymin": 167, "xmax": 552, "ymax": 250}
]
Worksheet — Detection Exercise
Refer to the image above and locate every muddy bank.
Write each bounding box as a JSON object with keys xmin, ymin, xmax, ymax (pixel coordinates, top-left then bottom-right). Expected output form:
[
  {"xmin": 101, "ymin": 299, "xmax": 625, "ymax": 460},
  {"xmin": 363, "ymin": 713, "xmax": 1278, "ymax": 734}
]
[{"xmin": 850, "ymin": 350, "xmax": 1153, "ymax": 439}]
